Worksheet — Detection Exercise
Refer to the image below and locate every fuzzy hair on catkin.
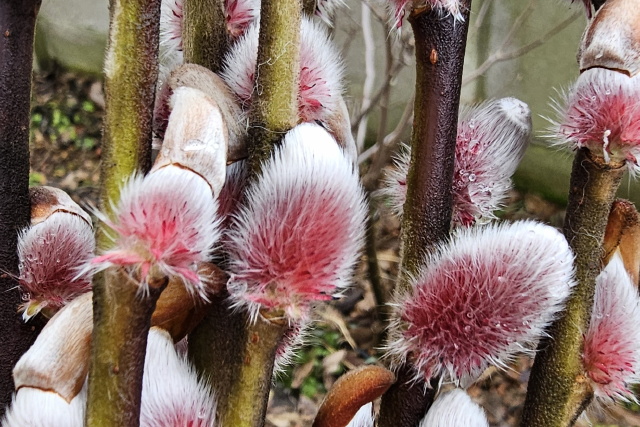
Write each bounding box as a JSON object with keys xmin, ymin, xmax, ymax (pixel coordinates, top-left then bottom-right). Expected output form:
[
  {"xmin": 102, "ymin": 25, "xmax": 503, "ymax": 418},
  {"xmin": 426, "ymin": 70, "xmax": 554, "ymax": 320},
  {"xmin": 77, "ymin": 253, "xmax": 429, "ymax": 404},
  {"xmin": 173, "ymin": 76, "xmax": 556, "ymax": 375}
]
[
  {"xmin": 2, "ymin": 386, "xmax": 86, "ymax": 427},
  {"xmin": 159, "ymin": 0, "xmax": 184, "ymax": 83},
  {"xmin": 345, "ymin": 402, "xmax": 375, "ymax": 427},
  {"xmin": 140, "ymin": 328, "xmax": 217, "ymax": 427},
  {"xmin": 226, "ymin": 123, "xmax": 367, "ymax": 323},
  {"xmin": 315, "ymin": 0, "xmax": 347, "ymax": 26},
  {"xmin": 226, "ymin": 0, "xmax": 260, "ymax": 38},
  {"xmin": 583, "ymin": 253, "xmax": 640, "ymax": 404},
  {"xmin": 158, "ymin": 0, "xmax": 259, "ymax": 83},
  {"xmin": 221, "ymin": 17, "xmax": 344, "ymax": 125},
  {"xmin": 89, "ymin": 166, "xmax": 220, "ymax": 300},
  {"xmin": 385, "ymin": 0, "xmax": 464, "ymax": 29},
  {"xmin": 386, "ymin": 220, "xmax": 575, "ymax": 387},
  {"xmin": 418, "ymin": 389, "xmax": 489, "ymax": 427},
  {"xmin": 550, "ymin": 68, "xmax": 640, "ymax": 175},
  {"xmin": 18, "ymin": 212, "xmax": 94, "ymax": 320},
  {"xmin": 381, "ymin": 98, "xmax": 531, "ymax": 227},
  {"xmin": 273, "ymin": 320, "xmax": 312, "ymax": 375}
]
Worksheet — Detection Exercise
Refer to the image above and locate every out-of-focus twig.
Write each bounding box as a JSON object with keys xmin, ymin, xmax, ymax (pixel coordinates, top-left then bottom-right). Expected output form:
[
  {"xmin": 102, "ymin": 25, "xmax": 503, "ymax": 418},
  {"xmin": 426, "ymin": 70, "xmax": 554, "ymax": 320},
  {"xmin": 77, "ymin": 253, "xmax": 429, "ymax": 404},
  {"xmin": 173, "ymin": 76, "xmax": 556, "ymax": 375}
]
[
  {"xmin": 463, "ymin": 6, "xmax": 580, "ymax": 86},
  {"xmin": 355, "ymin": 2, "xmax": 376, "ymax": 152}
]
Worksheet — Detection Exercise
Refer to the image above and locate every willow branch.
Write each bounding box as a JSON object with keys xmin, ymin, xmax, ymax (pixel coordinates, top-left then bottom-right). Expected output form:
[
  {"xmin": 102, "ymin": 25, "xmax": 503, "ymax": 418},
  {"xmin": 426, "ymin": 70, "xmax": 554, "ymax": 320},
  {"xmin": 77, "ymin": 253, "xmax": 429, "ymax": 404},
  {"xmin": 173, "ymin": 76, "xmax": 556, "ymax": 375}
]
[
  {"xmin": 522, "ymin": 149, "xmax": 624, "ymax": 426},
  {"xmin": 86, "ymin": 0, "xmax": 160, "ymax": 424},
  {"xmin": 247, "ymin": 0, "xmax": 301, "ymax": 171},
  {"xmin": 183, "ymin": 0, "xmax": 228, "ymax": 73},
  {"xmin": 188, "ymin": 1, "xmax": 301, "ymax": 425},
  {"xmin": 377, "ymin": 2, "xmax": 472, "ymax": 425},
  {"xmin": 0, "ymin": 0, "xmax": 42, "ymax": 414}
]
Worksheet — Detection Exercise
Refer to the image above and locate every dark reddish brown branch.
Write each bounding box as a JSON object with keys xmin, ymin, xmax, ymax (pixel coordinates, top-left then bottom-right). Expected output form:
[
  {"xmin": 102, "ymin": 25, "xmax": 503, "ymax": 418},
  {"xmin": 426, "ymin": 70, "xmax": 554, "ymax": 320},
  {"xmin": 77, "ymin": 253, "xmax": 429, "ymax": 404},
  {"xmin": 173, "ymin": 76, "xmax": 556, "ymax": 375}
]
[
  {"xmin": 0, "ymin": 0, "xmax": 43, "ymax": 414},
  {"xmin": 397, "ymin": 3, "xmax": 472, "ymax": 281},
  {"xmin": 592, "ymin": 0, "xmax": 606, "ymax": 11},
  {"xmin": 378, "ymin": 2, "xmax": 472, "ymax": 426}
]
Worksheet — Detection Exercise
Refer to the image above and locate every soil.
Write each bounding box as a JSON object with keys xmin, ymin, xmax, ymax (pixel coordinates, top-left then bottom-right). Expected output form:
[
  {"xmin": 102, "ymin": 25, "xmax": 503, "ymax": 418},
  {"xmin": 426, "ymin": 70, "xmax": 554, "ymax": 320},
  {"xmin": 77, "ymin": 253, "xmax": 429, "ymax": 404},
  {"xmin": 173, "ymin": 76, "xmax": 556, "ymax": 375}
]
[{"xmin": 28, "ymin": 69, "xmax": 640, "ymax": 427}]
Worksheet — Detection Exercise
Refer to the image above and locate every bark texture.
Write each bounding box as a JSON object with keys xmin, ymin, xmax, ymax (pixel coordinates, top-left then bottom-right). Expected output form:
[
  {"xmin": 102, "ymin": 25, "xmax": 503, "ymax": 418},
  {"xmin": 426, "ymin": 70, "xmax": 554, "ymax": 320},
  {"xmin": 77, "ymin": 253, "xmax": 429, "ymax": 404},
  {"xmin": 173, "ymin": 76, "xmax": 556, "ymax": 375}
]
[{"xmin": 0, "ymin": 0, "xmax": 43, "ymax": 415}]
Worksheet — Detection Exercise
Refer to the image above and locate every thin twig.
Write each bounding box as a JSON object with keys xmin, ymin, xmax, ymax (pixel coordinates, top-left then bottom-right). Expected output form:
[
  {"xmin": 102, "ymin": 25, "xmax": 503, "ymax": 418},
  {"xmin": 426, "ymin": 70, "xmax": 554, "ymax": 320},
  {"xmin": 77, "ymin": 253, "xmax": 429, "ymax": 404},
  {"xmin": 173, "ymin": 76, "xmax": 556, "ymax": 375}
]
[
  {"xmin": 355, "ymin": 2, "xmax": 376, "ymax": 152},
  {"xmin": 463, "ymin": 8, "xmax": 580, "ymax": 86}
]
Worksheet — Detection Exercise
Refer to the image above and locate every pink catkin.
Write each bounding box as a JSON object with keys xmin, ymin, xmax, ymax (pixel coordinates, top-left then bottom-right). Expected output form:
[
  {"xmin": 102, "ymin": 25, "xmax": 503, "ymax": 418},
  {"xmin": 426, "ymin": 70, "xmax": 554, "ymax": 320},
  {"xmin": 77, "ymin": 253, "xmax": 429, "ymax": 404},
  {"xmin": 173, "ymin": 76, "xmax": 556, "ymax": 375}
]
[
  {"xmin": 18, "ymin": 213, "xmax": 94, "ymax": 320},
  {"xmin": 225, "ymin": 0, "xmax": 259, "ymax": 38},
  {"xmin": 554, "ymin": 68, "xmax": 640, "ymax": 174},
  {"xmin": 419, "ymin": 389, "xmax": 488, "ymax": 427},
  {"xmin": 226, "ymin": 123, "xmax": 366, "ymax": 322},
  {"xmin": 90, "ymin": 167, "xmax": 220, "ymax": 300},
  {"xmin": 381, "ymin": 98, "xmax": 531, "ymax": 227},
  {"xmin": 583, "ymin": 254, "xmax": 640, "ymax": 403},
  {"xmin": 387, "ymin": 221, "xmax": 575, "ymax": 386},
  {"xmin": 221, "ymin": 18, "xmax": 344, "ymax": 125}
]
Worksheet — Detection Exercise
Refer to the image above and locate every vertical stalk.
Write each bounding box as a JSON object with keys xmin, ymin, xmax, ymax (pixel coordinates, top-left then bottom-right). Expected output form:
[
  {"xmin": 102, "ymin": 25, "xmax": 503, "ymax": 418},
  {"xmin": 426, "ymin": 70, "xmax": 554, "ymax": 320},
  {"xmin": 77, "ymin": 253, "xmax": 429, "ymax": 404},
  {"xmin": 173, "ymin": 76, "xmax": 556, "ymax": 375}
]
[
  {"xmin": 86, "ymin": 0, "xmax": 160, "ymax": 424},
  {"xmin": 0, "ymin": 0, "xmax": 42, "ymax": 414},
  {"xmin": 188, "ymin": 1, "xmax": 301, "ymax": 426},
  {"xmin": 522, "ymin": 149, "xmax": 624, "ymax": 426},
  {"xmin": 183, "ymin": 0, "xmax": 228, "ymax": 73},
  {"xmin": 378, "ymin": 2, "xmax": 472, "ymax": 426},
  {"xmin": 247, "ymin": 0, "xmax": 301, "ymax": 172}
]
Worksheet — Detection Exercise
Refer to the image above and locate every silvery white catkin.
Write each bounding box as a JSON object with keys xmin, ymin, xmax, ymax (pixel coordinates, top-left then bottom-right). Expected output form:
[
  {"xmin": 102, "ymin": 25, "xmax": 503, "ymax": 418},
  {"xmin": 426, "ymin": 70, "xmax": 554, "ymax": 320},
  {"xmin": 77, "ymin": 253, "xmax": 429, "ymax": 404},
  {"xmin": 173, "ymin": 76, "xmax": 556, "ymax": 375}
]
[
  {"xmin": 419, "ymin": 389, "xmax": 489, "ymax": 427},
  {"xmin": 386, "ymin": 220, "xmax": 575, "ymax": 387},
  {"xmin": 140, "ymin": 328, "xmax": 217, "ymax": 427},
  {"xmin": 345, "ymin": 402, "xmax": 374, "ymax": 427},
  {"xmin": 226, "ymin": 123, "xmax": 367, "ymax": 323}
]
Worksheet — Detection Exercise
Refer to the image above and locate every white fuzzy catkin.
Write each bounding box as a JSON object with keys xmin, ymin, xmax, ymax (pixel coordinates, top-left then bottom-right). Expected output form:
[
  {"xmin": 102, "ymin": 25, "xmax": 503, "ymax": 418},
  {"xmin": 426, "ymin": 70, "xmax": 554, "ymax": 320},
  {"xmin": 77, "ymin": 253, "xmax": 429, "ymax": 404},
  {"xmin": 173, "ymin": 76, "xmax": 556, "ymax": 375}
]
[
  {"xmin": 386, "ymin": 220, "xmax": 575, "ymax": 387},
  {"xmin": 2, "ymin": 386, "xmax": 86, "ymax": 427},
  {"xmin": 419, "ymin": 389, "xmax": 489, "ymax": 427},
  {"xmin": 89, "ymin": 166, "xmax": 220, "ymax": 300},
  {"xmin": 221, "ymin": 17, "xmax": 344, "ymax": 124},
  {"xmin": 226, "ymin": 123, "xmax": 366, "ymax": 323},
  {"xmin": 345, "ymin": 402, "xmax": 375, "ymax": 427},
  {"xmin": 140, "ymin": 328, "xmax": 217, "ymax": 427},
  {"xmin": 18, "ymin": 211, "xmax": 95, "ymax": 320},
  {"xmin": 381, "ymin": 98, "xmax": 531, "ymax": 227}
]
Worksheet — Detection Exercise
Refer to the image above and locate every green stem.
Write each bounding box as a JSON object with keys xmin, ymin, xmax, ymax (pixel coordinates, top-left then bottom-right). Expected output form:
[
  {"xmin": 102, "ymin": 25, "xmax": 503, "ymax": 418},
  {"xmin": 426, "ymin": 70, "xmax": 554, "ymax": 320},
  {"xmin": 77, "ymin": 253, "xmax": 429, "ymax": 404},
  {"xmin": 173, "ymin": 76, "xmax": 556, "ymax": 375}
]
[
  {"xmin": 189, "ymin": 301, "xmax": 286, "ymax": 427},
  {"xmin": 183, "ymin": 0, "xmax": 228, "ymax": 73},
  {"xmin": 0, "ymin": 0, "xmax": 43, "ymax": 414},
  {"xmin": 378, "ymin": 2, "xmax": 472, "ymax": 426},
  {"xmin": 187, "ymin": 1, "xmax": 301, "ymax": 425},
  {"xmin": 87, "ymin": 271, "xmax": 166, "ymax": 426},
  {"xmin": 522, "ymin": 149, "xmax": 624, "ymax": 427},
  {"xmin": 87, "ymin": 0, "xmax": 160, "ymax": 424},
  {"xmin": 247, "ymin": 0, "xmax": 301, "ymax": 172}
]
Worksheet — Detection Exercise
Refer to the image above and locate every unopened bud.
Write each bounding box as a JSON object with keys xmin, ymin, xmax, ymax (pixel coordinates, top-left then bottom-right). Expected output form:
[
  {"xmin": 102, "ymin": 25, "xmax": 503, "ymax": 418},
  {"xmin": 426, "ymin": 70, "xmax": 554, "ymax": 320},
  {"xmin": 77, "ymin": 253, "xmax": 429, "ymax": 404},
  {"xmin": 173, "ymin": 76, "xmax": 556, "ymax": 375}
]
[
  {"xmin": 579, "ymin": 0, "xmax": 640, "ymax": 76},
  {"xmin": 313, "ymin": 366, "xmax": 394, "ymax": 427},
  {"xmin": 13, "ymin": 292, "xmax": 92, "ymax": 403}
]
